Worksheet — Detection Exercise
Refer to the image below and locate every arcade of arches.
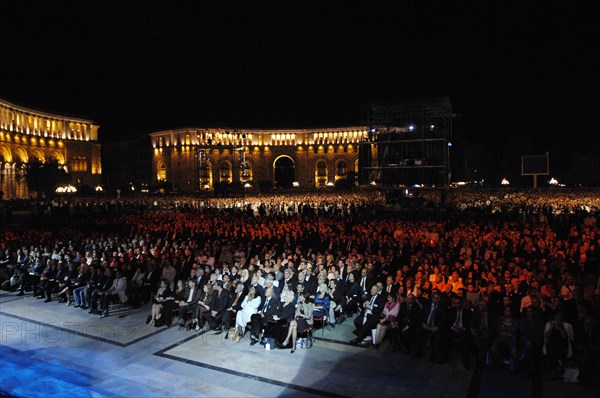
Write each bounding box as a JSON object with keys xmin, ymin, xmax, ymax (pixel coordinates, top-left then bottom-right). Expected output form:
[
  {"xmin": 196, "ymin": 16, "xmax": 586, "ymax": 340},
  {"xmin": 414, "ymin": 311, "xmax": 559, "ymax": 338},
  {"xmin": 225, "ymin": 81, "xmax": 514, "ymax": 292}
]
[
  {"xmin": 0, "ymin": 98, "xmax": 102, "ymax": 198},
  {"xmin": 150, "ymin": 127, "xmax": 368, "ymax": 191}
]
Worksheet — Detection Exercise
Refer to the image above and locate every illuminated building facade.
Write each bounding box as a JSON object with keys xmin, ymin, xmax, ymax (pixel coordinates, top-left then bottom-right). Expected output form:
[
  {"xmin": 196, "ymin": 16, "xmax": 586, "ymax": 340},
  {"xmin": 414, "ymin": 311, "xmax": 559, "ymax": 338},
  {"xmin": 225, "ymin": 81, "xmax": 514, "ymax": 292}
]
[
  {"xmin": 0, "ymin": 98, "xmax": 101, "ymax": 198},
  {"xmin": 150, "ymin": 127, "xmax": 369, "ymax": 191}
]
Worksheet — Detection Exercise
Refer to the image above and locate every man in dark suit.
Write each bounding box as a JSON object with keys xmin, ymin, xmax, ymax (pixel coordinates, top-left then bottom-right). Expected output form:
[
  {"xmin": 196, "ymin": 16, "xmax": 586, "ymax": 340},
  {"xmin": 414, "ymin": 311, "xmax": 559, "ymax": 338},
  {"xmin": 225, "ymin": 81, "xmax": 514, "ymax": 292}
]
[
  {"xmin": 382, "ymin": 275, "xmax": 397, "ymax": 298},
  {"xmin": 394, "ymin": 293, "xmax": 422, "ymax": 353},
  {"xmin": 442, "ymin": 296, "xmax": 473, "ymax": 367},
  {"xmin": 267, "ymin": 276, "xmax": 282, "ymax": 298},
  {"xmin": 350, "ymin": 284, "xmax": 386, "ymax": 345},
  {"xmin": 303, "ymin": 265, "xmax": 318, "ymax": 297},
  {"xmin": 83, "ymin": 266, "xmax": 102, "ymax": 310},
  {"xmin": 204, "ymin": 281, "xmax": 229, "ymax": 330},
  {"xmin": 89, "ymin": 268, "xmax": 115, "ymax": 314},
  {"xmin": 215, "ymin": 282, "xmax": 246, "ymax": 338},
  {"xmin": 249, "ymin": 287, "xmax": 280, "ymax": 345},
  {"xmin": 179, "ymin": 249, "xmax": 194, "ymax": 282},
  {"xmin": 356, "ymin": 267, "xmax": 374, "ymax": 300},
  {"xmin": 470, "ymin": 298, "xmax": 498, "ymax": 364},
  {"xmin": 281, "ymin": 268, "xmax": 297, "ymax": 293},
  {"xmin": 388, "ymin": 251, "xmax": 402, "ymax": 276},
  {"xmin": 178, "ymin": 278, "xmax": 202, "ymax": 328},
  {"xmin": 145, "ymin": 262, "xmax": 162, "ymax": 295},
  {"xmin": 195, "ymin": 268, "xmax": 209, "ymax": 289},
  {"xmin": 43, "ymin": 262, "xmax": 67, "ymax": 302},
  {"xmin": 336, "ymin": 259, "xmax": 348, "ymax": 281},
  {"xmin": 414, "ymin": 291, "xmax": 447, "ymax": 361}
]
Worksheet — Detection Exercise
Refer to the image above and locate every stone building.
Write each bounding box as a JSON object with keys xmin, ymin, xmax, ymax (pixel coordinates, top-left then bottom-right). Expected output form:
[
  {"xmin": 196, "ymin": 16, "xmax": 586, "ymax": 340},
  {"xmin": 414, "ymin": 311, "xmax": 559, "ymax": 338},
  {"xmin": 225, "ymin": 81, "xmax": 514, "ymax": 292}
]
[
  {"xmin": 150, "ymin": 127, "xmax": 369, "ymax": 191},
  {"xmin": 0, "ymin": 98, "xmax": 101, "ymax": 198}
]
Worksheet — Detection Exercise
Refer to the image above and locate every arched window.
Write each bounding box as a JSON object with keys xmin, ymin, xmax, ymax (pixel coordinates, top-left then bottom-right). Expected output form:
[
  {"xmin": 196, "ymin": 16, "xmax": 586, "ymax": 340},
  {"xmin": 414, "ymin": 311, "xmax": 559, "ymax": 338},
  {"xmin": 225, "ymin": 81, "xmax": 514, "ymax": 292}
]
[
  {"xmin": 220, "ymin": 161, "xmax": 232, "ymax": 183},
  {"xmin": 49, "ymin": 152, "xmax": 64, "ymax": 166},
  {"xmin": 0, "ymin": 145, "xmax": 12, "ymax": 163},
  {"xmin": 317, "ymin": 160, "xmax": 327, "ymax": 177},
  {"xmin": 273, "ymin": 156, "xmax": 295, "ymax": 188},
  {"xmin": 199, "ymin": 160, "xmax": 213, "ymax": 188},
  {"xmin": 157, "ymin": 160, "xmax": 167, "ymax": 182},
  {"xmin": 31, "ymin": 150, "xmax": 45, "ymax": 163},
  {"xmin": 315, "ymin": 160, "xmax": 328, "ymax": 187},
  {"xmin": 240, "ymin": 160, "xmax": 253, "ymax": 182},
  {"xmin": 336, "ymin": 160, "xmax": 347, "ymax": 180}
]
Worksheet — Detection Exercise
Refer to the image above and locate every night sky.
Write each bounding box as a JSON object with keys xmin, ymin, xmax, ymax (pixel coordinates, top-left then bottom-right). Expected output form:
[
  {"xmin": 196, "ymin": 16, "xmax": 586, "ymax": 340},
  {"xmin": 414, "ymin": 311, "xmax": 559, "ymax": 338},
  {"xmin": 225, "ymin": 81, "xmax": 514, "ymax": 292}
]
[{"xmin": 1, "ymin": 1, "xmax": 596, "ymax": 156}]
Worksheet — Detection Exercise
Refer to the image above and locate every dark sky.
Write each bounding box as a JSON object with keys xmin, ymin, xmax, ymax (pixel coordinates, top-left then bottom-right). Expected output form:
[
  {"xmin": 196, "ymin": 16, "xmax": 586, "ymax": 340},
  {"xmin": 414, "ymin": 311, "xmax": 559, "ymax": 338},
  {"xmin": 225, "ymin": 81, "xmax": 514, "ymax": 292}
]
[{"xmin": 0, "ymin": 1, "xmax": 596, "ymax": 151}]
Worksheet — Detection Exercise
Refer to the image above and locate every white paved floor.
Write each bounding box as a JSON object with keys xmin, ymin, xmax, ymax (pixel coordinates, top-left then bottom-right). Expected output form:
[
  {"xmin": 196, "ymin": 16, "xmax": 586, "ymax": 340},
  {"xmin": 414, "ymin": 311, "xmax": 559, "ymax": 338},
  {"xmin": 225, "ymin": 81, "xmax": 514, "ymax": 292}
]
[{"xmin": 2, "ymin": 290, "xmax": 595, "ymax": 398}]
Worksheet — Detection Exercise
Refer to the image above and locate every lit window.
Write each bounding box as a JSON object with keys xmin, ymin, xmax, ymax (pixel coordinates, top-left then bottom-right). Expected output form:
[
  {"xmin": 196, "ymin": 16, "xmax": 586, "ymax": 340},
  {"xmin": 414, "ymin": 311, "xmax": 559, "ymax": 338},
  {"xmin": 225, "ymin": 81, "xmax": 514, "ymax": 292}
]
[{"xmin": 70, "ymin": 156, "xmax": 87, "ymax": 172}]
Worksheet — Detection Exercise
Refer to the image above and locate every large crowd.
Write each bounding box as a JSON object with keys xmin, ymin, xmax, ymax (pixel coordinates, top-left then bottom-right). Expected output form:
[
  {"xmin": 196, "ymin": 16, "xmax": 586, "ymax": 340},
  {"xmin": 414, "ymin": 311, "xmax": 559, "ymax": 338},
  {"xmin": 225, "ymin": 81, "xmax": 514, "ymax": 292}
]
[{"xmin": 0, "ymin": 189, "xmax": 598, "ymax": 385}]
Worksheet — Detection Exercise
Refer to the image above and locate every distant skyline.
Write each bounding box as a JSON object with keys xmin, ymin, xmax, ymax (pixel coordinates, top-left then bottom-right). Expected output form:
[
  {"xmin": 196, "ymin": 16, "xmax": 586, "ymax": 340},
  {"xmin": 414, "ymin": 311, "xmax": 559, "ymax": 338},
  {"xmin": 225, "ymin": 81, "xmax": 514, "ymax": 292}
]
[{"xmin": 1, "ymin": 1, "xmax": 596, "ymax": 157}]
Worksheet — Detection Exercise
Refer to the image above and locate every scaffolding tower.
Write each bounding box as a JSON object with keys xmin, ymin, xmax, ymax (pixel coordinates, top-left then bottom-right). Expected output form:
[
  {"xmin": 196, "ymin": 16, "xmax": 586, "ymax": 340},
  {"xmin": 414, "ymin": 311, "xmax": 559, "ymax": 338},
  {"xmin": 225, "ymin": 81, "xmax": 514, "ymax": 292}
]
[
  {"xmin": 359, "ymin": 96, "xmax": 454, "ymax": 189},
  {"xmin": 194, "ymin": 134, "xmax": 251, "ymax": 207}
]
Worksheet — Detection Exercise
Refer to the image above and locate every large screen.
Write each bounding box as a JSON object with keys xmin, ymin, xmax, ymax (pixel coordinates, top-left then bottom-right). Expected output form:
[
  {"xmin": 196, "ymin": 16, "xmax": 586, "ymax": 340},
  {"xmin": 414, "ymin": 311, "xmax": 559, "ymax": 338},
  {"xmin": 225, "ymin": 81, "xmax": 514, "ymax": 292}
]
[{"xmin": 521, "ymin": 154, "xmax": 549, "ymax": 175}]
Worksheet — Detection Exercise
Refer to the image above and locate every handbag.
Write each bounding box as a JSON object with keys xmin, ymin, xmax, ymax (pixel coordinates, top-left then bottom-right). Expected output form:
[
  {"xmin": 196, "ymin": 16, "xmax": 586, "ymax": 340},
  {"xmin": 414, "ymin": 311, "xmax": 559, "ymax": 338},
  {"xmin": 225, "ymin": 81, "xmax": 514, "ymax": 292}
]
[
  {"xmin": 10, "ymin": 273, "xmax": 22, "ymax": 287},
  {"xmin": 264, "ymin": 337, "xmax": 277, "ymax": 350},
  {"xmin": 296, "ymin": 336, "xmax": 313, "ymax": 349},
  {"xmin": 228, "ymin": 328, "xmax": 238, "ymax": 341},
  {"xmin": 563, "ymin": 360, "xmax": 579, "ymax": 383}
]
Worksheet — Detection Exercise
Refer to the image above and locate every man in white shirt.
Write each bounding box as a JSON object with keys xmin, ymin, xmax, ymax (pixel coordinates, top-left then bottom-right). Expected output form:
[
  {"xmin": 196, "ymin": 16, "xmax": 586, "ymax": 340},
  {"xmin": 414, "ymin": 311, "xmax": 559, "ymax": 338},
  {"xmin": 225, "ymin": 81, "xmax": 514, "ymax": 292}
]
[{"xmin": 350, "ymin": 285, "xmax": 385, "ymax": 345}]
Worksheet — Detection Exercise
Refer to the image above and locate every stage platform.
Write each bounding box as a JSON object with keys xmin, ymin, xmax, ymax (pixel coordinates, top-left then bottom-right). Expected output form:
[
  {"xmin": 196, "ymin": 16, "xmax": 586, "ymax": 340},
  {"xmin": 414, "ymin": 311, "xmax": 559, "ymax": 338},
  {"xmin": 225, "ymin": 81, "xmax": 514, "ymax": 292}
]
[{"xmin": 0, "ymin": 290, "xmax": 596, "ymax": 398}]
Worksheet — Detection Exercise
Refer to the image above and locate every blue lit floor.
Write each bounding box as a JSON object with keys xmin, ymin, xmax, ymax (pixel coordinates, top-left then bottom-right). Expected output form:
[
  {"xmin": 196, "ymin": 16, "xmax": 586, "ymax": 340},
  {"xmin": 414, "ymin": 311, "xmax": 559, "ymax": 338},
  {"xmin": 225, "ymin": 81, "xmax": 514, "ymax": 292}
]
[{"xmin": 1, "ymin": 345, "xmax": 110, "ymax": 398}]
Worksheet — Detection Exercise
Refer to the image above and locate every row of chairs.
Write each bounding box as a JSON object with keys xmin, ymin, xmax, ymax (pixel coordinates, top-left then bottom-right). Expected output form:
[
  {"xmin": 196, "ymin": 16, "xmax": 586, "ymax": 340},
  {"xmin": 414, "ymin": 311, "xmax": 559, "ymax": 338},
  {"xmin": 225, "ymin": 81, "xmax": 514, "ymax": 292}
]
[{"xmin": 163, "ymin": 305, "xmax": 335, "ymax": 349}]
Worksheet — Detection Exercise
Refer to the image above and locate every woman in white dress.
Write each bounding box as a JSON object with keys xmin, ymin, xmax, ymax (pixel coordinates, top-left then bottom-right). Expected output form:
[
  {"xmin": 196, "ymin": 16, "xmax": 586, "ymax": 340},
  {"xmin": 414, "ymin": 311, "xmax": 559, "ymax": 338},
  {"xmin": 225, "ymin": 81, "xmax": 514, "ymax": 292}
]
[{"xmin": 235, "ymin": 286, "xmax": 261, "ymax": 342}]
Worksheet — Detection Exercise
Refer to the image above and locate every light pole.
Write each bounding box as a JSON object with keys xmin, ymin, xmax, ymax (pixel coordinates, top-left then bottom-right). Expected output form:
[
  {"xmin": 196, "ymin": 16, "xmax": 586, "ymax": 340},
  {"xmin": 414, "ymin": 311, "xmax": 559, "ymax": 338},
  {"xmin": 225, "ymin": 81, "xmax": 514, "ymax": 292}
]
[
  {"xmin": 195, "ymin": 147, "xmax": 208, "ymax": 209},
  {"xmin": 239, "ymin": 133, "xmax": 250, "ymax": 208},
  {"xmin": 447, "ymin": 141, "xmax": 453, "ymax": 188}
]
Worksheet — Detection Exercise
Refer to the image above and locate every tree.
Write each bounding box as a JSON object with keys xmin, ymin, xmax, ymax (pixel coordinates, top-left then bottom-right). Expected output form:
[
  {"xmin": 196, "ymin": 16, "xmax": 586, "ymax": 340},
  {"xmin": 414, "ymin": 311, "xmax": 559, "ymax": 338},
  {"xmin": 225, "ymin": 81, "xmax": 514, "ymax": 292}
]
[{"xmin": 25, "ymin": 159, "xmax": 70, "ymax": 198}]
